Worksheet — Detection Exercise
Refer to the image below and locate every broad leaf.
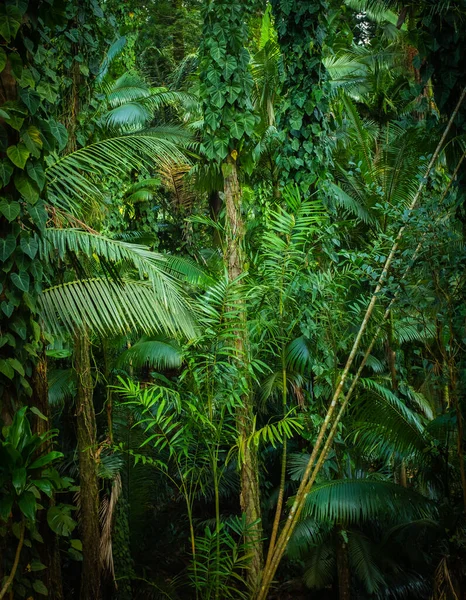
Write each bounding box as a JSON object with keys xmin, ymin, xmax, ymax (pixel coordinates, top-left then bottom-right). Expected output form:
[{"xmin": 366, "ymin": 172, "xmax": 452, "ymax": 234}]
[
  {"xmin": 0, "ymin": 199, "xmax": 20, "ymax": 222},
  {"xmin": 0, "ymin": 235, "xmax": 16, "ymax": 262},
  {"xmin": 20, "ymin": 236, "xmax": 39, "ymax": 259},
  {"xmin": 18, "ymin": 491, "xmax": 37, "ymax": 521},
  {"xmin": 15, "ymin": 173, "xmax": 40, "ymax": 204},
  {"xmin": 7, "ymin": 143, "xmax": 30, "ymax": 169},
  {"xmin": 11, "ymin": 269, "xmax": 30, "ymax": 292},
  {"xmin": 29, "ymin": 451, "xmax": 64, "ymax": 470}
]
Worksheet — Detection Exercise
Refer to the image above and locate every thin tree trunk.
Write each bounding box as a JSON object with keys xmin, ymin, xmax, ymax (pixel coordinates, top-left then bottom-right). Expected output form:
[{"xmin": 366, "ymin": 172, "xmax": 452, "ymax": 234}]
[
  {"xmin": 386, "ymin": 319, "xmax": 407, "ymax": 487},
  {"xmin": 172, "ymin": 0, "xmax": 185, "ymax": 63},
  {"xmin": 31, "ymin": 349, "xmax": 65, "ymax": 600},
  {"xmin": 223, "ymin": 156, "xmax": 263, "ymax": 592},
  {"xmin": 335, "ymin": 528, "xmax": 351, "ymax": 600},
  {"xmin": 74, "ymin": 330, "xmax": 101, "ymax": 600}
]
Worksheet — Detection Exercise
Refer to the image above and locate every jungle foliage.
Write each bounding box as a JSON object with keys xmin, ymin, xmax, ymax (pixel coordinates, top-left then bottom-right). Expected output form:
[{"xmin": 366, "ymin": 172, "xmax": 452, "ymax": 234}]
[{"xmin": 1, "ymin": 1, "xmax": 466, "ymax": 599}]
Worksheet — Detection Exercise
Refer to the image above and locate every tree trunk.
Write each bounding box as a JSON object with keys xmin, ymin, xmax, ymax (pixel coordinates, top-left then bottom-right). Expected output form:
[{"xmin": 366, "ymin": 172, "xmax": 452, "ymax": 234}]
[
  {"xmin": 223, "ymin": 156, "xmax": 264, "ymax": 592},
  {"xmin": 335, "ymin": 528, "xmax": 351, "ymax": 600},
  {"xmin": 171, "ymin": 0, "xmax": 185, "ymax": 63},
  {"xmin": 74, "ymin": 330, "xmax": 102, "ymax": 600},
  {"xmin": 31, "ymin": 349, "xmax": 65, "ymax": 600}
]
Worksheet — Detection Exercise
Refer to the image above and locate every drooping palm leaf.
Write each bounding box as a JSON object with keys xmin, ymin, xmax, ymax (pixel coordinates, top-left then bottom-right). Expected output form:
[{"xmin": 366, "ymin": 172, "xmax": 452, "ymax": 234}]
[
  {"xmin": 116, "ymin": 337, "xmax": 183, "ymax": 371},
  {"xmin": 45, "ymin": 127, "xmax": 192, "ymax": 213},
  {"xmin": 299, "ymin": 478, "xmax": 433, "ymax": 523},
  {"xmin": 38, "ymin": 278, "xmax": 196, "ymax": 339}
]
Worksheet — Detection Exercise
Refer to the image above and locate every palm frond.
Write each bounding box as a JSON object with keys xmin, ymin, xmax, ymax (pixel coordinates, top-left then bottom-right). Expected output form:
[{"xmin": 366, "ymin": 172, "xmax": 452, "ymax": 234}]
[
  {"xmin": 45, "ymin": 127, "xmax": 192, "ymax": 213},
  {"xmin": 300, "ymin": 478, "xmax": 433, "ymax": 523},
  {"xmin": 39, "ymin": 278, "xmax": 197, "ymax": 339},
  {"xmin": 348, "ymin": 530, "xmax": 385, "ymax": 594},
  {"xmin": 116, "ymin": 338, "xmax": 183, "ymax": 371}
]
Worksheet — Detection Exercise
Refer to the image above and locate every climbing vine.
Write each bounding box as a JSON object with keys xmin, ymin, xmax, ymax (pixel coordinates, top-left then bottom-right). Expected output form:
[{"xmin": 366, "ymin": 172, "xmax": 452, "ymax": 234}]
[
  {"xmin": 0, "ymin": 1, "xmax": 71, "ymax": 407},
  {"xmin": 271, "ymin": 0, "xmax": 334, "ymax": 191},
  {"xmin": 198, "ymin": 0, "xmax": 258, "ymax": 173}
]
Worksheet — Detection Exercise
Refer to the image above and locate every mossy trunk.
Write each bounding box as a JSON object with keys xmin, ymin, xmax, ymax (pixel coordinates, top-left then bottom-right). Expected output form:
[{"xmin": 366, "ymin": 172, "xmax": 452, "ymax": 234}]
[
  {"xmin": 223, "ymin": 156, "xmax": 263, "ymax": 592},
  {"xmin": 74, "ymin": 330, "xmax": 102, "ymax": 600}
]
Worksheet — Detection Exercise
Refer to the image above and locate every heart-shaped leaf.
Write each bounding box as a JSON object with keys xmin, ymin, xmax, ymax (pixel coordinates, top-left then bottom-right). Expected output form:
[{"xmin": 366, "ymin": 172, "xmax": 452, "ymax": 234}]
[
  {"xmin": 1, "ymin": 301, "xmax": 14, "ymax": 318},
  {"xmin": 47, "ymin": 118, "xmax": 68, "ymax": 151},
  {"xmin": 0, "ymin": 5, "xmax": 22, "ymax": 43},
  {"xmin": 27, "ymin": 162, "xmax": 45, "ymax": 190},
  {"xmin": 19, "ymin": 88, "xmax": 41, "ymax": 115},
  {"xmin": 11, "ymin": 270, "xmax": 30, "ymax": 292},
  {"xmin": 20, "ymin": 236, "xmax": 38, "ymax": 259},
  {"xmin": 0, "ymin": 358, "xmax": 14, "ymax": 379},
  {"xmin": 15, "ymin": 173, "xmax": 39, "ymax": 204},
  {"xmin": 0, "ymin": 199, "xmax": 20, "ymax": 222},
  {"xmin": 7, "ymin": 143, "xmax": 30, "ymax": 169},
  {"xmin": 0, "ymin": 235, "xmax": 16, "ymax": 262}
]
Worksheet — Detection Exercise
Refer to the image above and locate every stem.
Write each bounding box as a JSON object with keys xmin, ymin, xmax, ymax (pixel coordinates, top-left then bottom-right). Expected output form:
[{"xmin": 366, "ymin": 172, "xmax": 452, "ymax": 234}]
[
  {"xmin": 0, "ymin": 520, "xmax": 25, "ymax": 600},
  {"xmin": 256, "ymin": 85, "xmax": 466, "ymax": 600},
  {"xmin": 264, "ymin": 356, "xmax": 287, "ymax": 573}
]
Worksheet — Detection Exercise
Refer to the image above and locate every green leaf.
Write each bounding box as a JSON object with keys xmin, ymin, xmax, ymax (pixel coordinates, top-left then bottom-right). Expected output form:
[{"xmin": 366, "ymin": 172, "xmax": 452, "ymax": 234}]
[
  {"xmin": 37, "ymin": 82, "xmax": 58, "ymax": 103},
  {"xmin": 19, "ymin": 67, "xmax": 36, "ymax": 89},
  {"xmin": 7, "ymin": 143, "xmax": 30, "ymax": 169},
  {"xmin": 20, "ymin": 236, "xmax": 38, "ymax": 259},
  {"xmin": 27, "ymin": 162, "xmax": 46, "ymax": 190},
  {"xmin": 0, "ymin": 160, "xmax": 13, "ymax": 186},
  {"xmin": 11, "ymin": 269, "xmax": 30, "ymax": 292},
  {"xmin": 30, "ymin": 406, "xmax": 47, "ymax": 421},
  {"xmin": 47, "ymin": 119, "xmax": 68, "ymax": 151},
  {"xmin": 15, "ymin": 173, "xmax": 39, "ymax": 204},
  {"xmin": 229, "ymin": 120, "xmax": 244, "ymax": 140},
  {"xmin": 28, "ymin": 202, "xmax": 48, "ymax": 229},
  {"xmin": 242, "ymin": 113, "xmax": 256, "ymax": 136},
  {"xmin": 47, "ymin": 505, "xmax": 77, "ymax": 536},
  {"xmin": 18, "ymin": 491, "xmax": 37, "ymax": 521},
  {"xmin": 70, "ymin": 539, "xmax": 82, "ymax": 551},
  {"xmin": 30, "ymin": 559, "xmax": 47, "ymax": 572},
  {"xmin": 223, "ymin": 55, "xmax": 237, "ymax": 79},
  {"xmin": 0, "ymin": 495, "xmax": 13, "ymax": 521},
  {"xmin": 22, "ymin": 125, "xmax": 43, "ymax": 157},
  {"xmin": 0, "ymin": 199, "xmax": 20, "ymax": 222},
  {"xmin": 9, "ymin": 52, "xmax": 22, "ymax": 81},
  {"xmin": 29, "ymin": 451, "xmax": 63, "ymax": 470},
  {"xmin": 33, "ymin": 580, "xmax": 48, "ymax": 595},
  {"xmin": 1, "ymin": 302, "xmax": 14, "ymax": 318},
  {"xmin": 0, "ymin": 5, "xmax": 22, "ymax": 42},
  {"xmin": 12, "ymin": 467, "xmax": 27, "ymax": 493},
  {"xmin": 0, "ymin": 235, "xmax": 16, "ymax": 262},
  {"xmin": 210, "ymin": 44, "xmax": 225, "ymax": 64},
  {"xmin": 20, "ymin": 88, "xmax": 40, "ymax": 114},
  {"xmin": 8, "ymin": 358, "xmax": 25, "ymax": 376},
  {"xmin": 0, "ymin": 358, "xmax": 15, "ymax": 379},
  {"xmin": 211, "ymin": 89, "xmax": 225, "ymax": 109},
  {"xmin": 0, "ymin": 48, "xmax": 6, "ymax": 73},
  {"xmin": 32, "ymin": 478, "xmax": 53, "ymax": 497}
]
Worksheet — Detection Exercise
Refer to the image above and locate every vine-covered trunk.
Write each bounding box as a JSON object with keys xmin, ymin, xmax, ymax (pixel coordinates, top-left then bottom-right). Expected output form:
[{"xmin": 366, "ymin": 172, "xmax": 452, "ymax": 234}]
[
  {"xmin": 224, "ymin": 156, "xmax": 264, "ymax": 591},
  {"xmin": 74, "ymin": 330, "xmax": 102, "ymax": 600}
]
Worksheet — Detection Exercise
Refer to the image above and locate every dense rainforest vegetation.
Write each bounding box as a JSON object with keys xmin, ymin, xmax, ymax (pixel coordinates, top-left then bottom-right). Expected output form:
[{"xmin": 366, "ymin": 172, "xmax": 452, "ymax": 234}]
[{"xmin": 1, "ymin": 0, "xmax": 466, "ymax": 598}]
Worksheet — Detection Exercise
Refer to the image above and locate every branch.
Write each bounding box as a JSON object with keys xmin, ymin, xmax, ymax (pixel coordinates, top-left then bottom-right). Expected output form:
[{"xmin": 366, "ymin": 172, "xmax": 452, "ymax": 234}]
[{"xmin": 0, "ymin": 520, "xmax": 26, "ymax": 600}]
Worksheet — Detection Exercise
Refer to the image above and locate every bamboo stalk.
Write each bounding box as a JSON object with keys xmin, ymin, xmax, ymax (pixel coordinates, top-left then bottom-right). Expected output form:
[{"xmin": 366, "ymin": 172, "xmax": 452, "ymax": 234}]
[{"xmin": 256, "ymin": 86, "xmax": 466, "ymax": 600}]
